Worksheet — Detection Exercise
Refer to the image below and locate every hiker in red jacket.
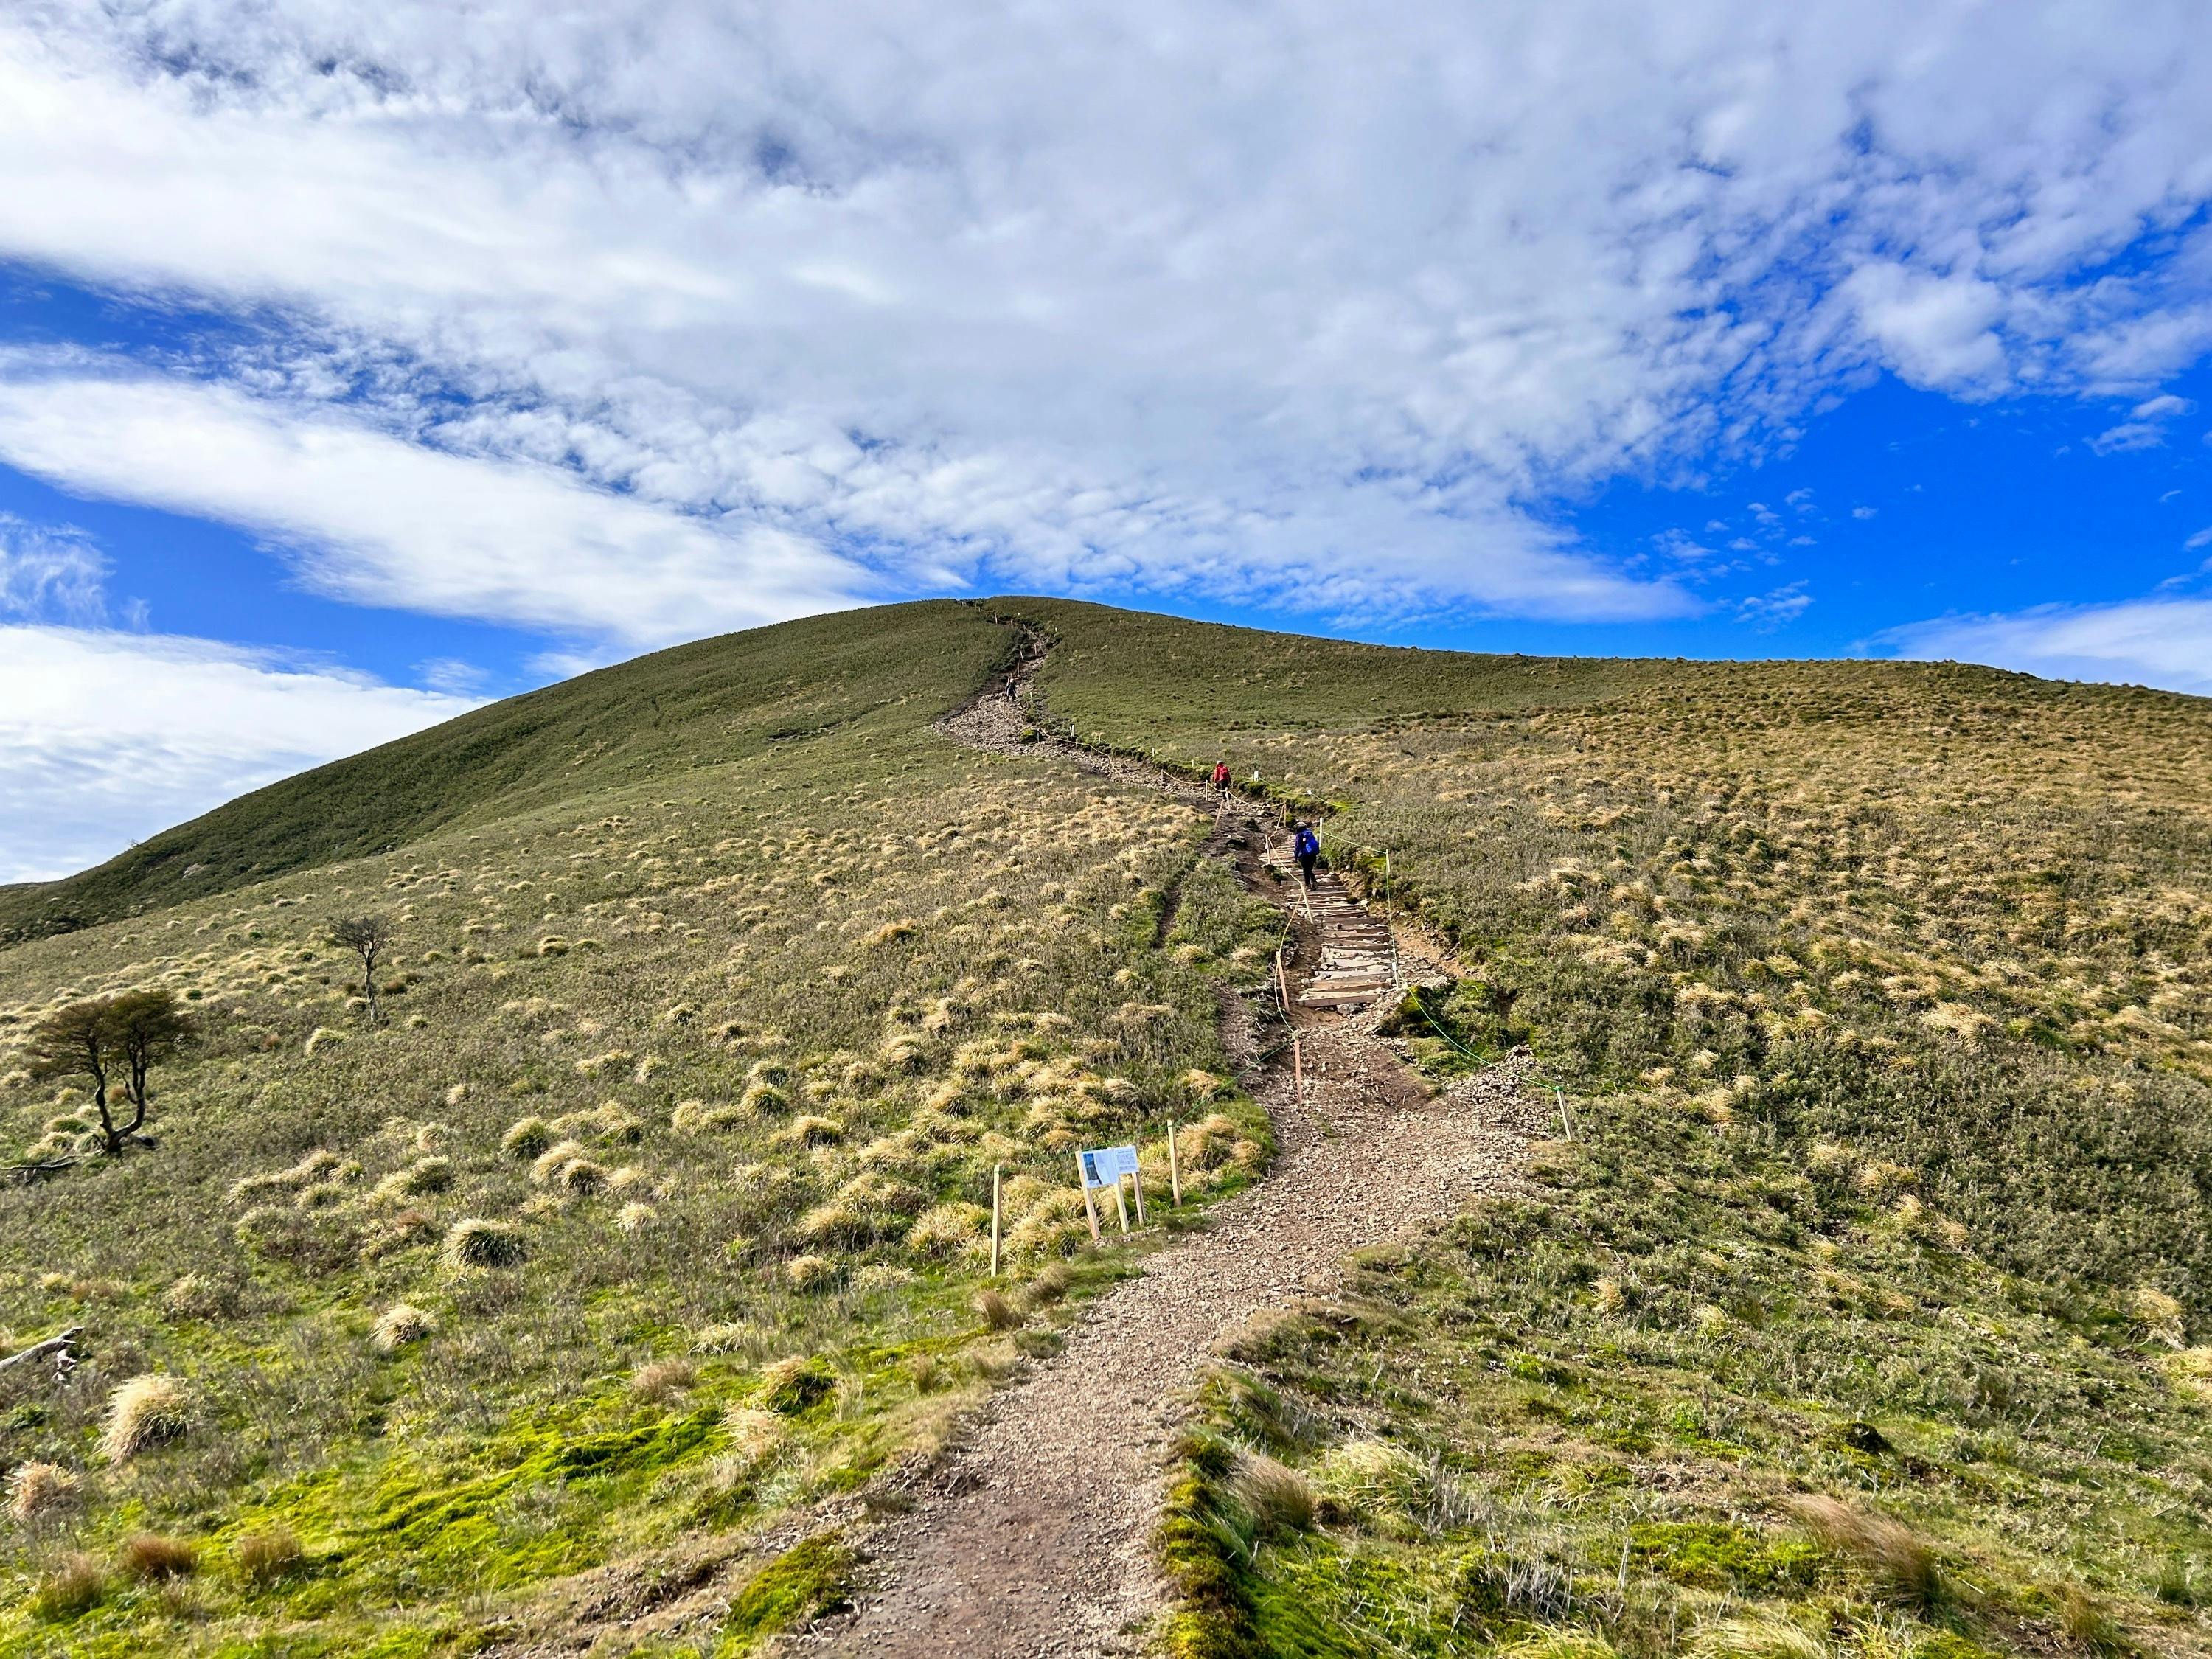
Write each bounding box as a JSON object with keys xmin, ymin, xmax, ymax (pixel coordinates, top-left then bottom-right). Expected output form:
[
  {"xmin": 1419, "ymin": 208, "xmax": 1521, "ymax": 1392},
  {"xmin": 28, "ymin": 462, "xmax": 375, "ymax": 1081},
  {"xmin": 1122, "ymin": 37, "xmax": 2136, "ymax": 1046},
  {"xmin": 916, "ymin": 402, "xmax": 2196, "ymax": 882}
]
[{"xmin": 1211, "ymin": 760, "xmax": 1231, "ymax": 799}]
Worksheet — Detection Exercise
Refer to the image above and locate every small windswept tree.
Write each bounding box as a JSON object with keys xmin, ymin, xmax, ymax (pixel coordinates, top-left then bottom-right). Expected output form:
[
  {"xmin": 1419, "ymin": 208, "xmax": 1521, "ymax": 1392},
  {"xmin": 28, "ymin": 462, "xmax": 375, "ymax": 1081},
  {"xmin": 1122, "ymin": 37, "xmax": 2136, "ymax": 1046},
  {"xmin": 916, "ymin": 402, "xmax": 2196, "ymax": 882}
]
[
  {"xmin": 330, "ymin": 914, "xmax": 395, "ymax": 1025},
  {"xmin": 26, "ymin": 990, "xmax": 196, "ymax": 1155},
  {"xmin": 108, "ymin": 990, "xmax": 196, "ymax": 1135}
]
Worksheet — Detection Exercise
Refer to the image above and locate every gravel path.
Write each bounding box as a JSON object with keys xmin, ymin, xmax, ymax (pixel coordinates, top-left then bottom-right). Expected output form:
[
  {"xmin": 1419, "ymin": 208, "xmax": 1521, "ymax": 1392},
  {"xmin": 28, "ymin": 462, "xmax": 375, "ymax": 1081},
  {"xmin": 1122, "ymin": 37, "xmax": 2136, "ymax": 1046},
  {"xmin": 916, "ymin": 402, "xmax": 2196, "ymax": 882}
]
[{"xmin": 806, "ymin": 633, "xmax": 1541, "ymax": 1658}]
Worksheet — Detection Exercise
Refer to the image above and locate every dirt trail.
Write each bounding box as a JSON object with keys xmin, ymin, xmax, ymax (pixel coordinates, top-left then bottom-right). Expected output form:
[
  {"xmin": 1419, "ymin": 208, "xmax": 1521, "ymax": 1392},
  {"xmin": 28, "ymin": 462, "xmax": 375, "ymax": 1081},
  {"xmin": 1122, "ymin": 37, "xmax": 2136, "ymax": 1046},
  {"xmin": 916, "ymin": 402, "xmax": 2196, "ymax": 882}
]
[{"xmin": 807, "ymin": 633, "xmax": 1543, "ymax": 1658}]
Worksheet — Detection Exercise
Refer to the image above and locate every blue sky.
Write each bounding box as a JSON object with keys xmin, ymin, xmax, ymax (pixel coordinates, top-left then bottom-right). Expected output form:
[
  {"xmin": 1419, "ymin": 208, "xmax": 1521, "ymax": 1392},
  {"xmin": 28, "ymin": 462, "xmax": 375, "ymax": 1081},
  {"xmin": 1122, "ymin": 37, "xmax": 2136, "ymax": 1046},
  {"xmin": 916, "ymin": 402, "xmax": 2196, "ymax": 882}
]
[{"xmin": 4, "ymin": 3, "xmax": 2212, "ymax": 880}]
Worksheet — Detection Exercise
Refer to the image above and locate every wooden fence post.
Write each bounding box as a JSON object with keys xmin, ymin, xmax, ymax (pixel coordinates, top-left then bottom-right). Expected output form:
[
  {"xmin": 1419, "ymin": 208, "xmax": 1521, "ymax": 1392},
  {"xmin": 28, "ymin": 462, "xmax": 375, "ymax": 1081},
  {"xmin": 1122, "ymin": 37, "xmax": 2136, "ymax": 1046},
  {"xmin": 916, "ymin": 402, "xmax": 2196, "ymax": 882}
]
[
  {"xmin": 990, "ymin": 1163, "xmax": 1003, "ymax": 1278},
  {"xmin": 1167, "ymin": 1119, "xmax": 1182, "ymax": 1206},
  {"xmin": 1077, "ymin": 1151, "xmax": 1102, "ymax": 1243}
]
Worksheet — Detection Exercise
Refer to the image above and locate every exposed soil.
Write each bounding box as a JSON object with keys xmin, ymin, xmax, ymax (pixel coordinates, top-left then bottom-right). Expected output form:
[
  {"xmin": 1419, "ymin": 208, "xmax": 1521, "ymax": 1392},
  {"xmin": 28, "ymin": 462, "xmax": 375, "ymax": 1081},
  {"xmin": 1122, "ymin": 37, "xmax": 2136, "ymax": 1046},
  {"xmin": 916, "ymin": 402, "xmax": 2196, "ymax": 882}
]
[{"xmin": 801, "ymin": 631, "xmax": 1544, "ymax": 1658}]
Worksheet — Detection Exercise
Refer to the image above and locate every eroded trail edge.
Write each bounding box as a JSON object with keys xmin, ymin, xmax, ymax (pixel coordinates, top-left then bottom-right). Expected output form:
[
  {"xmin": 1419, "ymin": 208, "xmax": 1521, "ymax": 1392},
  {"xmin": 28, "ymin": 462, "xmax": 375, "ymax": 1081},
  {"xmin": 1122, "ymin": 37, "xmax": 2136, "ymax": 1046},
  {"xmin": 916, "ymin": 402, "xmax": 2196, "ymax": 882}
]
[{"xmin": 811, "ymin": 636, "xmax": 1543, "ymax": 1658}]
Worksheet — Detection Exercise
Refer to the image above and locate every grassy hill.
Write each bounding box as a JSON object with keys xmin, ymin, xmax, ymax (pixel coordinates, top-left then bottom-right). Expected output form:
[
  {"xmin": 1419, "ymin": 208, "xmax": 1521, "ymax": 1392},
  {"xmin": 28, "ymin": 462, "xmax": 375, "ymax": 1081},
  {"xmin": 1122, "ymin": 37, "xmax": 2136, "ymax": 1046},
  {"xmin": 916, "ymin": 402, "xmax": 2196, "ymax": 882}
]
[
  {"xmin": 0, "ymin": 602, "xmax": 1010, "ymax": 945},
  {"xmin": 5, "ymin": 597, "xmax": 2212, "ymax": 1658}
]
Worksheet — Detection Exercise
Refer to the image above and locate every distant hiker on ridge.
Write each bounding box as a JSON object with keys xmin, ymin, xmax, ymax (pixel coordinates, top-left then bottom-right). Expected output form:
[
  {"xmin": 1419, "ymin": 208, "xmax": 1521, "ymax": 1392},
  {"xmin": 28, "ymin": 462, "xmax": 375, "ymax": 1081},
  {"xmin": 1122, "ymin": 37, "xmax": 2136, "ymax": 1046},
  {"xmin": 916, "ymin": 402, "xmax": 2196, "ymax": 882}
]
[{"xmin": 1293, "ymin": 821, "xmax": 1321, "ymax": 888}]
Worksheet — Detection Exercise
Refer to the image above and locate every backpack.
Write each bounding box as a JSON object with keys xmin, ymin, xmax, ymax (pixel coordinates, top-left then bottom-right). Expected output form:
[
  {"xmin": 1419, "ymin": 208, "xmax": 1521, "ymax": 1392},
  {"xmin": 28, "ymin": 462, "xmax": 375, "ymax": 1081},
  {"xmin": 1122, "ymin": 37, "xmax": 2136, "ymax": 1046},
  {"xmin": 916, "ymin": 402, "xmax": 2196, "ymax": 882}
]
[{"xmin": 1295, "ymin": 828, "xmax": 1319, "ymax": 859}]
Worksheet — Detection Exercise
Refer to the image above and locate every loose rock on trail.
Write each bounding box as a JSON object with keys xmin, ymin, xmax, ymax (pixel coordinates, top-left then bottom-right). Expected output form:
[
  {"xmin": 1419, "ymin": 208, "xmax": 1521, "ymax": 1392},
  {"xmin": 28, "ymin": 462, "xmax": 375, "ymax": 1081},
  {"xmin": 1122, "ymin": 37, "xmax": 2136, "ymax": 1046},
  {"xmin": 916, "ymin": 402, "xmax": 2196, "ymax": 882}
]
[{"xmin": 807, "ymin": 633, "xmax": 1544, "ymax": 1658}]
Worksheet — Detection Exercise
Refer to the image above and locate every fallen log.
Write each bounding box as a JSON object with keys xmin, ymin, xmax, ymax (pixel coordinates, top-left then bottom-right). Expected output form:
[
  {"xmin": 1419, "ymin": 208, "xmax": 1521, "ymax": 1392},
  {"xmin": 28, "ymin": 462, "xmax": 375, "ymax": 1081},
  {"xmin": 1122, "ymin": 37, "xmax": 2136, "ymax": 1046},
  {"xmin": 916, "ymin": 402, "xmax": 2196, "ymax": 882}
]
[
  {"xmin": 0, "ymin": 1325, "xmax": 83, "ymax": 1375},
  {"xmin": 4, "ymin": 1157, "xmax": 77, "ymax": 1186}
]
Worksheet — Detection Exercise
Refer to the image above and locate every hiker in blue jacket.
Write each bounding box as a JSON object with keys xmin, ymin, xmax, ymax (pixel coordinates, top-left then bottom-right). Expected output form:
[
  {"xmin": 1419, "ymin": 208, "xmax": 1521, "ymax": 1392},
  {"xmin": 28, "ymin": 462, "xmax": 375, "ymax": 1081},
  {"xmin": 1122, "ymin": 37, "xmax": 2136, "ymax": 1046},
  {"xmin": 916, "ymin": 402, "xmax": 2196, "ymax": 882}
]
[{"xmin": 1293, "ymin": 822, "xmax": 1321, "ymax": 888}]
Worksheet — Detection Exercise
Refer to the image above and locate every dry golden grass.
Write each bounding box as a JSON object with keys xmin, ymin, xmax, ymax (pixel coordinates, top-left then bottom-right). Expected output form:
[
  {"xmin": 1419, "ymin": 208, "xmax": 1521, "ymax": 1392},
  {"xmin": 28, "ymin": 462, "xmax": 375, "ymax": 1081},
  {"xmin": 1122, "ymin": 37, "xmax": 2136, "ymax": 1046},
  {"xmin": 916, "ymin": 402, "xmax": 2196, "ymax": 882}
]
[
  {"xmin": 630, "ymin": 1357, "xmax": 698, "ymax": 1402},
  {"xmin": 29, "ymin": 1552, "xmax": 105, "ymax": 1620},
  {"xmin": 372, "ymin": 1302, "xmax": 435, "ymax": 1352},
  {"xmin": 5, "ymin": 1461, "xmax": 78, "ymax": 1523},
  {"xmin": 99, "ymin": 1374, "xmax": 188, "ymax": 1464},
  {"xmin": 116, "ymin": 1532, "xmax": 198, "ymax": 1582},
  {"xmin": 440, "ymin": 1217, "xmax": 525, "ymax": 1270},
  {"xmin": 1228, "ymin": 1450, "xmax": 1317, "ymax": 1536},
  {"xmin": 973, "ymin": 1288, "xmax": 1021, "ymax": 1331},
  {"xmin": 233, "ymin": 1525, "xmax": 303, "ymax": 1585},
  {"xmin": 1780, "ymin": 1494, "xmax": 1938, "ymax": 1605}
]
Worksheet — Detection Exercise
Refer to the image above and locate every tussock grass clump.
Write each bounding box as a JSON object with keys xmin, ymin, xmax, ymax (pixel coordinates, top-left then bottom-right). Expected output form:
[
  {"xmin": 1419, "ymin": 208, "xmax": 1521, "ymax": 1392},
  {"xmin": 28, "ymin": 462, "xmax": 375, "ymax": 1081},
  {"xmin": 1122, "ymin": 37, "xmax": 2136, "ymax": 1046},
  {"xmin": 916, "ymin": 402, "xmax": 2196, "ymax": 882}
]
[
  {"xmin": 372, "ymin": 1302, "xmax": 436, "ymax": 1352},
  {"xmin": 501, "ymin": 1116, "xmax": 554, "ymax": 1158},
  {"xmin": 906, "ymin": 1201, "xmax": 989, "ymax": 1259},
  {"xmin": 117, "ymin": 1533, "xmax": 198, "ymax": 1582},
  {"xmin": 441, "ymin": 1217, "xmax": 526, "ymax": 1270},
  {"xmin": 556, "ymin": 1157, "xmax": 610, "ymax": 1194},
  {"xmin": 529, "ymin": 1138, "xmax": 590, "ymax": 1183},
  {"xmin": 1781, "ymin": 1494, "xmax": 1938, "ymax": 1604},
  {"xmin": 1229, "ymin": 1451, "xmax": 1317, "ymax": 1537},
  {"xmin": 228, "ymin": 1149, "xmax": 341, "ymax": 1203},
  {"xmin": 759, "ymin": 1356, "xmax": 835, "ymax": 1414},
  {"xmin": 975, "ymin": 1288, "xmax": 1021, "ymax": 1330},
  {"xmin": 618, "ymin": 1200, "xmax": 656, "ymax": 1232},
  {"xmin": 723, "ymin": 1405, "xmax": 789, "ymax": 1461},
  {"xmin": 2135, "ymin": 1285, "xmax": 2188, "ymax": 1346},
  {"xmin": 161, "ymin": 1272, "xmax": 239, "ymax": 1321},
  {"xmin": 670, "ymin": 1097, "xmax": 744, "ymax": 1133},
  {"xmin": 785, "ymin": 1253, "xmax": 839, "ymax": 1290},
  {"xmin": 374, "ymin": 1155, "xmax": 455, "ymax": 1200},
  {"xmin": 1686, "ymin": 1615, "xmax": 1831, "ymax": 1659},
  {"xmin": 1020, "ymin": 1262, "xmax": 1073, "ymax": 1310},
  {"xmin": 773, "ymin": 1114, "xmax": 844, "ymax": 1149},
  {"xmin": 234, "ymin": 1524, "xmax": 304, "ymax": 1585},
  {"xmin": 632, "ymin": 1357, "xmax": 698, "ymax": 1402},
  {"xmin": 1312, "ymin": 1439, "xmax": 1433, "ymax": 1532},
  {"xmin": 30, "ymin": 1552, "xmax": 105, "ymax": 1621},
  {"xmin": 364, "ymin": 1206, "xmax": 439, "ymax": 1259},
  {"xmin": 7, "ymin": 1461, "xmax": 80, "ymax": 1522},
  {"xmin": 100, "ymin": 1374, "xmax": 189, "ymax": 1464}
]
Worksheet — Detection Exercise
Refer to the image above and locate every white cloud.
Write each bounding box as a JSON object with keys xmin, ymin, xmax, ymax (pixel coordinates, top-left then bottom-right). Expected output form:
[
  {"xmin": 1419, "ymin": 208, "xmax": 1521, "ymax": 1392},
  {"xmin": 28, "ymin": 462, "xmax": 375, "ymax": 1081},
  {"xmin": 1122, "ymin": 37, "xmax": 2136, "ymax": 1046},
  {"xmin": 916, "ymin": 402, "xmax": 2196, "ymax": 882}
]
[
  {"xmin": 1739, "ymin": 582, "xmax": 1812, "ymax": 630},
  {"xmin": 0, "ymin": 363, "xmax": 871, "ymax": 644},
  {"xmin": 1880, "ymin": 599, "xmax": 2212, "ymax": 695},
  {"xmin": 1837, "ymin": 263, "xmax": 2008, "ymax": 394},
  {"xmin": 2185, "ymin": 527, "xmax": 2212, "ymax": 550},
  {"xmin": 0, "ymin": 626, "xmax": 481, "ymax": 882},
  {"xmin": 0, "ymin": 4, "xmax": 2206, "ymax": 630},
  {"xmin": 2089, "ymin": 421, "xmax": 2166, "ymax": 454},
  {"xmin": 0, "ymin": 512, "xmax": 108, "ymax": 624}
]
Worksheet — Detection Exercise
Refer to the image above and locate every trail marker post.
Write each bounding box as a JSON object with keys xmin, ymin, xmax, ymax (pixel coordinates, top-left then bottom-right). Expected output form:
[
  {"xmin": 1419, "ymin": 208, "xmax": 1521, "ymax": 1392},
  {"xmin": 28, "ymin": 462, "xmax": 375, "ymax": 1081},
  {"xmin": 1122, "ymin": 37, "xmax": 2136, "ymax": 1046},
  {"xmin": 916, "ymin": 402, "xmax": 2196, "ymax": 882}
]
[
  {"xmin": 990, "ymin": 1163, "xmax": 1003, "ymax": 1278},
  {"xmin": 1167, "ymin": 1119, "xmax": 1183, "ymax": 1206}
]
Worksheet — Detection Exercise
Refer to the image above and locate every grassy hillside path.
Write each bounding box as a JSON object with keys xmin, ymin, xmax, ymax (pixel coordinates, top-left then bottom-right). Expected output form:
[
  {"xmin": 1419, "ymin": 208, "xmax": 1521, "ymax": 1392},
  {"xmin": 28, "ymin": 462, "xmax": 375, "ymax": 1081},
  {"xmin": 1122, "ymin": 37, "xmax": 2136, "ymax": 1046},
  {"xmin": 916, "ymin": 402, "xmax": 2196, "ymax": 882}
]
[{"xmin": 810, "ymin": 640, "xmax": 1543, "ymax": 1658}]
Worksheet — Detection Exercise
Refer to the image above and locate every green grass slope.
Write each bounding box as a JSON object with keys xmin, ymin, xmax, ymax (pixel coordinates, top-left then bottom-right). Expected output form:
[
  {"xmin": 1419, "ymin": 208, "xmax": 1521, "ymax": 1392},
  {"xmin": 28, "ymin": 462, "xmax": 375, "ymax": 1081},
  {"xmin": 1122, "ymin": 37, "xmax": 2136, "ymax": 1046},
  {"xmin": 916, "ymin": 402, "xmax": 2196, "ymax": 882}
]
[
  {"xmin": 993, "ymin": 597, "xmax": 2212, "ymax": 1658},
  {"xmin": 0, "ymin": 598, "xmax": 1282, "ymax": 1655},
  {"xmin": 6, "ymin": 595, "xmax": 2212, "ymax": 1659},
  {"xmin": 0, "ymin": 601, "xmax": 1006, "ymax": 945}
]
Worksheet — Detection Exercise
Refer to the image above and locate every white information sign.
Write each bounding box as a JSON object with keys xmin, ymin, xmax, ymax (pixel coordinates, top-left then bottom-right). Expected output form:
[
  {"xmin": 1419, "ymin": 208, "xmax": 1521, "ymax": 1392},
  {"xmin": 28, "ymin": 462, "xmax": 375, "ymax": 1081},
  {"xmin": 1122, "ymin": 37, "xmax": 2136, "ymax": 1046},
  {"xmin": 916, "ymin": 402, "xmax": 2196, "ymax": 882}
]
[{"xmin": 1079, "ymin": 1144, "xmax": 1140, "ymax": 1188}]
